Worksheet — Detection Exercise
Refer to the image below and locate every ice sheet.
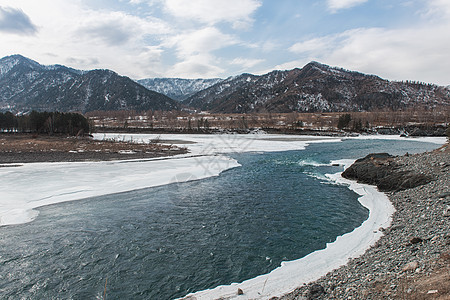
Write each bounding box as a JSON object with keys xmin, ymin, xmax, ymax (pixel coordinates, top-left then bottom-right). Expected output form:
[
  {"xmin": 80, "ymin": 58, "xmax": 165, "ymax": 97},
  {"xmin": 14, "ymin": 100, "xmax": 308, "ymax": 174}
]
[
  {"xmin": 0, "ymin": 155, "xmax": 239, "ymax": 226},
  {"xmin": 0, "ymin": 134, "xmax": 445, "ymax": 299},
  {"xmin": 93, "ymin": 133, "xmax": 341, "ymax": 156},
  {"xmin": 1, "ymin": 134, "xmax": 337, "ymax": 227},
  {"xmin": 94, "ymin": 133, "xmax": 446, "ymax": 157}
]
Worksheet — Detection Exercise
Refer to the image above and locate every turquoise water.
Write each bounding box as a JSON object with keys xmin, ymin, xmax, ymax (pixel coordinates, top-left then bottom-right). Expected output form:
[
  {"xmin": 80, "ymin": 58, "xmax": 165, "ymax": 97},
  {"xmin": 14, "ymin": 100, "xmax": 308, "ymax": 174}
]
[{"xmin": 0, "ymin": 139, "xmax": 438, "ymax": 299}]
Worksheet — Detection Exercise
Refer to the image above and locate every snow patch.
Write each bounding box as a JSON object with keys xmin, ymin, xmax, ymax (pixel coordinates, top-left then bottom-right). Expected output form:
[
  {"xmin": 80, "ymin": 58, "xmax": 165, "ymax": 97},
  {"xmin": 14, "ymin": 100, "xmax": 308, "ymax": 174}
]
[{"xmin": 0, "ymin": 156, "xmax": 240, "ymax": 226}]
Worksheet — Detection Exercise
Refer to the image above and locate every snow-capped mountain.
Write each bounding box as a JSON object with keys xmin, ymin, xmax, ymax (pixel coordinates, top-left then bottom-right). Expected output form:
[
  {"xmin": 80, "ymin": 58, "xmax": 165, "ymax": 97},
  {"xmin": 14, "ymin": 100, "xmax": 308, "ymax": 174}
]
[
  {"xmin": 137, "ymin": 78, "xmax": 222, "ymax": 101},
  {"xmin": 1, "ymin": 55, "xmax": 448, "ymax": 114},
  {"xmin": 0, "ymin": 55, "xmax": 179, "ymax": 113},
  {"xmin": 184, "ymin": 62, "xmax": 450, "ymax": 113}
]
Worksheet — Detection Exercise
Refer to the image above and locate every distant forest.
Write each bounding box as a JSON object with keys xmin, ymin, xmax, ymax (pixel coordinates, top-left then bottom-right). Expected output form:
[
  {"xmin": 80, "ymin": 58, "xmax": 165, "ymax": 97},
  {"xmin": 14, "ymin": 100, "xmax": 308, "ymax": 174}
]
[{"xmin": 0, "ymin": 111, "xmax": 90, "ymax": 135}]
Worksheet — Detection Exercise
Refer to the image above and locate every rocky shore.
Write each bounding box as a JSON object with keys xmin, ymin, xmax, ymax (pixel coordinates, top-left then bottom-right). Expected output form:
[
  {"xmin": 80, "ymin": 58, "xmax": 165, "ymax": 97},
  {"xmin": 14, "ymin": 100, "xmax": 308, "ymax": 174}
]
[
  {"xmin": 0, "ymin": 134, "xmax": 187, "ymax": 164},
  {"xmin": 279, "ymin": 143, "xmax": 450, "ymax": 299}
]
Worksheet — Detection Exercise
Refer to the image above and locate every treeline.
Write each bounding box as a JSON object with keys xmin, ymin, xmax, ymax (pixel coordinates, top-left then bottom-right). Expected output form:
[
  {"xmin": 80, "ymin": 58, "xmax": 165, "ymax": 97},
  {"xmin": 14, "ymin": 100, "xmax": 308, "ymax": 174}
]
[{"xmin": 0, "ymin": 111, "xmax": 90, "ymax": 135}]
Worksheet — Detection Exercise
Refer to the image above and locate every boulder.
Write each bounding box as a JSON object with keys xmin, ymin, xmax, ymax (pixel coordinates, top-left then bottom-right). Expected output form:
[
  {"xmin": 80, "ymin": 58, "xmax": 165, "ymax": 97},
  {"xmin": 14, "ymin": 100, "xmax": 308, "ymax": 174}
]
[
  {"xmin": 342, "ymin": 153, "xmax": 432, "ymax": 192},
  {"xmin": 402, "ymin": 261, "xmax": 419, "ymax": 272},
  {"xmin": 306, "ymin": 284, "xmax": 325, "ymax": 299}
]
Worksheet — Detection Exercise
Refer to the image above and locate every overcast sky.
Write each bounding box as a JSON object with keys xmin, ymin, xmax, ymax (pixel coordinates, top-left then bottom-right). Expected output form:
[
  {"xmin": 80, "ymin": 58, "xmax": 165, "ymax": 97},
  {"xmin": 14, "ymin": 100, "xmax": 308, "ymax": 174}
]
[{"xmin": 0, "ymin": 0, "xmax": 449, "ymax": 85}]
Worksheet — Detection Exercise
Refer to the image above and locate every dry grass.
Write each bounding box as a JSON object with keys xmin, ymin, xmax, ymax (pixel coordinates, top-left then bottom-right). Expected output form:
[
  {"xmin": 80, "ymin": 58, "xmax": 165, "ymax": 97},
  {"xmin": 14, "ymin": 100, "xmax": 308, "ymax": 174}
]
[{"xmin": 0, "ymin": 134, "xmax": 175, "ymax": 154}]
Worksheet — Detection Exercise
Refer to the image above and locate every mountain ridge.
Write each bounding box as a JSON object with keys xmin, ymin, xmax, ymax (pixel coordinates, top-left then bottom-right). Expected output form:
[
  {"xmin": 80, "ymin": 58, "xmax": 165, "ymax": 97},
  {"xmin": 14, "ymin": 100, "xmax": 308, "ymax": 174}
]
[
  {"xmin": 184, "ymin": 62, "xmax": 450, "ymax": 113},
  {"xmin": 1, "ymin": 55, "xmax": 449, "ymax": 114},
  {"xmin": 137, "ymin": 78, "xmax": 222, "ymax": 101},
  {"xmin": 0, "ymin": 55, "xmax": 179, "ymax": 113}
]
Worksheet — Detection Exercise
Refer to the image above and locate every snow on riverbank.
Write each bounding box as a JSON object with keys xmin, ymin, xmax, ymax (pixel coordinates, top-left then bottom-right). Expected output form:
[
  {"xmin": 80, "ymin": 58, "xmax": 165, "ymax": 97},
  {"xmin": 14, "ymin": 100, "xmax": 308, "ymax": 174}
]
[
  {"xmin": 93, "ymin": 133, "xmax": 340, "ymax": 155},
  {"xmin": 1, "ymin": 134, "xmax": 338, "ymax": 227},
  {"xmin": 0, "ymin": 134, "xmax": 445, "ymax": 298}
]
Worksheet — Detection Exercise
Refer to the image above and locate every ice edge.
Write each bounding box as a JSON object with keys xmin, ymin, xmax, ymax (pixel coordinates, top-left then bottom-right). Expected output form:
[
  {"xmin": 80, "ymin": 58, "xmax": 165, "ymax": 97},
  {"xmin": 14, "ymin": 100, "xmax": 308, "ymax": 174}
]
[
  {"xmin": 0, "ymin": 155, "xmax": 241, "ymax": 227},
  {"xmin": 181, "ymin": 159, "xmax": 395, "ymax": 300}
]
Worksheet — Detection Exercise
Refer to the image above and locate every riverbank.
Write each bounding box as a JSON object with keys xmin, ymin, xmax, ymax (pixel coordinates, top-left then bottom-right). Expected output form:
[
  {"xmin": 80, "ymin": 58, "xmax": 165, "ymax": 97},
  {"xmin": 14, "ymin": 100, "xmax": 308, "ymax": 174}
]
[
  {"xmin": 93, "ymin": 124, "xmax": 448, "ymax": 137},
  {"xmin": 1, "ymin": 133, "xmax": 447, "ymax": 298},
  {"xmin": 0, "ymin": 134, "xmax": 187, "ymax": 164},
  {"xmin": 280, "ymin": 143, "xmax": 450, "ymax": 299}
]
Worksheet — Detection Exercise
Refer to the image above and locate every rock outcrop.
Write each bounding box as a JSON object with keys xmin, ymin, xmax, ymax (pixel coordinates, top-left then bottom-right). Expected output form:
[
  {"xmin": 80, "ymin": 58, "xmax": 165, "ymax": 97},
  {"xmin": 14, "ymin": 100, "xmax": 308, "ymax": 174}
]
[{"xmin": 342, "ymin": 153, "xmax": 433, "ymax": 191}]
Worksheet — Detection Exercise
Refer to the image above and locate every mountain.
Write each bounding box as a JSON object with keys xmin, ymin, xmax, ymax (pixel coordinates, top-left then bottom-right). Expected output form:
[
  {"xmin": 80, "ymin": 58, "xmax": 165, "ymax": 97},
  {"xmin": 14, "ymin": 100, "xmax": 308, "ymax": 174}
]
[
  {"xmin": 2, "ymin": 56, "xmax": 448, "ymax": 114},
  {"xmin": 137, "ymin": 78, "xmax": 222, "ymax": 101},
  {"xmin": 184, "ymin": 62, "xmax": 450, "ymax": 113},
  {"xmin": 0, "ymin": 55, "xmax": 179, "ymax": 113}
]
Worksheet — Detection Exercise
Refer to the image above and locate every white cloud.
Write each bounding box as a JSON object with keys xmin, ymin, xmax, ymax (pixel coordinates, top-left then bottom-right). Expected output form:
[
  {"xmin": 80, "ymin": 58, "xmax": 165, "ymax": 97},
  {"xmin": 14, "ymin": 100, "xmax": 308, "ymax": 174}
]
[
  {"xmin": 328, "ymin": 26, "xmax": 450, "ymax": 85},
  {"xmin": 162, "ymin": 27, "xmax": 239, "ymax": 78},
  {"xmin": 424, "ymin": 0, "xmax": 450, "ymax": 18},
  {"xmin": 0, "ymin": 0, "xmax": 252, "ymax": 79},
  {"xmin": 261, "ymin": 41, "xmax": 277, "ymax": 52},
  {"xmin": 231, "ymin": 57, "xmax": 264, "ymax": 69},
  {"xmin": 272, "ymin": 60, "xmax": 310, "ymax": 72},
  {"xmin": 327, "ymin": 0, "xmax": 368, "ymax": 12},
  {"xmin": 277, "ymin": 0, "xmax": 450, "ymax": 85},
  {"xmin": 165, "ymin": 27, "xmax": 238, "ymax": 58},
  {"xmin": 167, "ymin": 54, "xmax": 225, "ymax": 78},
  {"xmin": 1, "ymin": 0, "xmax": 449, "ymax": 83},
  {"xmin": 75, "ymin": 11, "xmax": 171, "ymax": 46},
  {"xmin": 284, "ymin": 20, "xmax": 450, "ymax": 85},
  {"xmin": 0, "ymin": 0, "xmax": 173, "ymax": 79},
  {"xmin": 289, "ymin": 36, "xmax": 336, "ymax": 55},
  {"xmin": 163, "ymin": 0, "xmax": 261, "ymax": 29}
]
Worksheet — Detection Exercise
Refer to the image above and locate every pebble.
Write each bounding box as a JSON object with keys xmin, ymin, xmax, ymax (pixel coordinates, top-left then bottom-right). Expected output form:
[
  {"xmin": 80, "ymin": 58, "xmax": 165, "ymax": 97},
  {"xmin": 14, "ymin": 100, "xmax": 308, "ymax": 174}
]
[
  {"xmin": 444, "ymin": 205, "xmax": 450, "ymax": 217},
  {"xmin": 278, "ymin": 145, "xmax": 450, "ymax": 300},
  {"xmin": 409, "ymin": 237, "xmax": 423, "ymax": 244}
]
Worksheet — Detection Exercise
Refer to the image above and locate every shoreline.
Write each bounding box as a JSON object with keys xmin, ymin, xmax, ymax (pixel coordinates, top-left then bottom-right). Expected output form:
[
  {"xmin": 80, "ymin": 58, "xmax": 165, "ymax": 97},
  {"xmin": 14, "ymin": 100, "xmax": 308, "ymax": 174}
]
[
  {"xmin": 0, "ymin": 133, "xmax": 336, "ymax": 226},
  {"xmin": 180, "ymin": 160, "xmax": 395, "ymax": 300},
  {"xmin": 0, "ymin": 155, "xmax": 241, "ymax": 226},
  {"xmin": 0, "ymin": 134, "xmax": 188, "ymax": 165},
  {"xmin": 279, "ymin": 143, "xmax": 450, "ymax": 299},
  {"xmin": 180, "ymin": 139, "xmax": 448, "ymax": 300},
  {"xmin": 1, "ymin": 134, "xmax": 447, "ymax": 298}
]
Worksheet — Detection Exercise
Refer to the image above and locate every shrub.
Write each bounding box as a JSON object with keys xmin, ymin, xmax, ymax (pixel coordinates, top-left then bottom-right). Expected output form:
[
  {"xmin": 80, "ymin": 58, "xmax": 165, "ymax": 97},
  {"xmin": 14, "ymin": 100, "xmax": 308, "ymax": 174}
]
[{"xmin": 337, "ymin": 114, "xmax": 351, "ymax": 129}]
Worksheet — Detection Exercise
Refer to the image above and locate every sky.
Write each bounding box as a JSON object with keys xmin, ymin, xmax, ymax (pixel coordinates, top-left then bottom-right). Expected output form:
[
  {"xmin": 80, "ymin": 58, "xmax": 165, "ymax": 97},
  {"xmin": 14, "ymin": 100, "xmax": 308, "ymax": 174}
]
[{"xmin": 0, "ymin": 0, "xmax": 449, "ymax": 85}]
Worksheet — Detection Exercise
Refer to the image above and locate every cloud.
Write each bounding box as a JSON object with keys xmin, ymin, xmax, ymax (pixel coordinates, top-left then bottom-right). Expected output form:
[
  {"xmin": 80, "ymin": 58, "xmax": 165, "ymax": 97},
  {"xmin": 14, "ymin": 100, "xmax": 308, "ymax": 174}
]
[
  {"xmin": 328, "ymin": 26, "xmax": 450, "ymax": 84},
  {"xmin": 166, "ymin": 27, "xmax": 238, "ymax": 58},
  {"xmin": 327, "ymin": 0, "xmax": 368, "ymax": 12},
  {"xmin": 280, "ymin": 0, "xmax": 450, "ymax": 85},
  {"xmin": 66, "ymin": 57, "xmax": 100, "ymax": 67},
  {"xmin": 168, "ymin": 54, "xmax": 225, "ymax": 78},
  {"xmin": 125, "ymin": 46, "xmax": 165, "ymax": 78},
  {"xmin": 163, "ymin": 27, "xmax": 239, "ymax": 78},
  {"xmin": 163, "ymin": 0, "xmax": 261, "ymax": 29},
  {"xmin": 0, "ymin": 6, "xmax": 37, "ymax": 35},
  {"xmin": 79, "ymin": 23, "xmax": 132, "ymax": 46},
  {"xmin": 285, "ymin": 20, "xmax": 450, "ymax": 85},
  {"xmin": 424, "ymin": 0, "xmax": 450, "ymax": 18},
  {"xmin": 231, "ymin": 57, "xmax": 264, "ymax": 69},
  {"xmin": 75, "ymin": 11, "xmax": 171, "ymax": 46},
  {"xmin": 0, "ymin": 0, "xmax": 174, "ymax": 79},
  {"xmin": 289, "ymin": 36, "xmax": 336, "ymax": 55}
]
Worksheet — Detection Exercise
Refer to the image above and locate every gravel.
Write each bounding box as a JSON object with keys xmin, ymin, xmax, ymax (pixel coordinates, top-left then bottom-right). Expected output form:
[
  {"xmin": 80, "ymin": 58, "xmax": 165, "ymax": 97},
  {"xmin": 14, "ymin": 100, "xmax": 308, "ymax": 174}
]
[{"xmin": 278, "ymin": 143, "xmax": 450, "ymax": 300}]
